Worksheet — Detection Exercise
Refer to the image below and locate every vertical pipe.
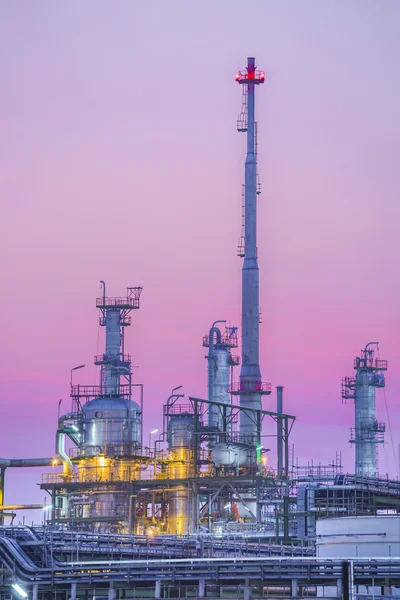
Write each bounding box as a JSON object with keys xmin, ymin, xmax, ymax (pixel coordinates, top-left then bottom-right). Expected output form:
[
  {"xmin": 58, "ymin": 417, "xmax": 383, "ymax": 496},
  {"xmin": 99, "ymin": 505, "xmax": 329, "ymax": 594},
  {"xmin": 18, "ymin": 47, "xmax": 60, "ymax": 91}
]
[
  {"xmin": 284, "ymin": 417, "xmax": 289, "ymax": 480},
  {"xmin": 193, "ymin": 399, "xmax": 199, "ymax": 477},
  {"xmin": 283, "ymin": 495, "xmax": 289, "ymax": 543},
  {"xmin": 71, "ymin": 583, "xmax": 77, "ymax": 600},
  {"xmin": 277, "ymin": 386, "xmax": 284, "ymax": 478},
  {"xmin": 139, "ymin": 384, "xmax": 143, "ymax": 446},
  {"xmin": 191, "ymin": 482, "xmax": 199, "ymax": 534},
  {"xmin": 0, "ymin": 468, "xmax": 4, "ymax": 526},
  {"xmin": 51, "ymin": 484, "xmax": 56, "ymax": 527}
]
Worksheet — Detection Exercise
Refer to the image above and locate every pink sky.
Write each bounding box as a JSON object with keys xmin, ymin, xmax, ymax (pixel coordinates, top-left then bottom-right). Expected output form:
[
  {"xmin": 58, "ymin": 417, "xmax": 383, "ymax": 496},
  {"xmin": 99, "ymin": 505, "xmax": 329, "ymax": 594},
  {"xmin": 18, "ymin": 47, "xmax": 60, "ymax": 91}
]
[{"xmin": 1, "ymin": 1, "xmax": 400, "ymax": 518}]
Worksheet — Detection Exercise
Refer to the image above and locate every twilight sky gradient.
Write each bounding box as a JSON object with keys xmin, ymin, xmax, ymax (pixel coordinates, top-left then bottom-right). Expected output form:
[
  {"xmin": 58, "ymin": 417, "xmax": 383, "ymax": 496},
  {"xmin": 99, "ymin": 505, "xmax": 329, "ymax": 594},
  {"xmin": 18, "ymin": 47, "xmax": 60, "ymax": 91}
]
[{"xmin": 1, "ymin": 1, "xmax": 400, "ymax": 519}]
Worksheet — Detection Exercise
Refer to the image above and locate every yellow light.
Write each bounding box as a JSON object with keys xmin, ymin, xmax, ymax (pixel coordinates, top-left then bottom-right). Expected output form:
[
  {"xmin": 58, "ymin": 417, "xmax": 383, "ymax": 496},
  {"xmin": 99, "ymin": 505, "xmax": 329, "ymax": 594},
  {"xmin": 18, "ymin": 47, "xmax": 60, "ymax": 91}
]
[{"xmin": 52, "ymin": 459, "xmax": 58, "ymax": 466}]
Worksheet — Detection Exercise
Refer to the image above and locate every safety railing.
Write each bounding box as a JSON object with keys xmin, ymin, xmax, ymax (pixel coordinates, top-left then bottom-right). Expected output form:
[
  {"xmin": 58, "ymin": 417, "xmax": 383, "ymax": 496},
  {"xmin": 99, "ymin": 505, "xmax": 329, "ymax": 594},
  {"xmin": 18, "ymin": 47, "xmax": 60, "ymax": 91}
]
[
  {"xmin": 354, "ymin": 357, "xmax": 388, "ymax": 370},
  {"xmin": 235, "ymin": 70, "xmax": 266, "ymax": 84},
  {"xmin": 70, "ymin": 384, "xmax": 132, "ymax": 399},
  {"xmin": 96, "ymin": 296, "xmax": 140, "ymax": 309},
  {"xmin": 94, "ymin": 353, "xmax": 131, "ymax": 364},
  {"xmin": 229, "ymin": 381, "xmax": 272, "ymax": 394}
]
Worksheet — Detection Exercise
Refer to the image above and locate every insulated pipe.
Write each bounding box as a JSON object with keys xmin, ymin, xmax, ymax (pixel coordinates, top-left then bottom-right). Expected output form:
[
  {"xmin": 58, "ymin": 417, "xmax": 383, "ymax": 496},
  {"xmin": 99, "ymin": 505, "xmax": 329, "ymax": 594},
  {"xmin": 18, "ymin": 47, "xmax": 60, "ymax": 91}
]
[
  {"xmin": 100, "ymin": 280, "xmax": 106, "ymax": 305},
  {"xmin": 365, "ymin": 341, "xmax": 379, "ymax": 353},
  {"xmin": 0, "ymin": 505, "xmax": 46, "ymax": 510},
  {"xmin": 0, "ymin": 458, "xmax": 53, "ymax": 468},
  {"xmin": 56, "ymin": 414, "xmax": 75, "ymax": 476}
]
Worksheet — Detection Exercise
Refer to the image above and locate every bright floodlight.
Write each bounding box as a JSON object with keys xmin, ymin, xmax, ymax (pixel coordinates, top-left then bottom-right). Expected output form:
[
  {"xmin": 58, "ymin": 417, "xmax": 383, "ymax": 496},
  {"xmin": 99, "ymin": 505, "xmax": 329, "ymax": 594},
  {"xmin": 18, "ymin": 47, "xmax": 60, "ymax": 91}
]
[
  {"xmin": 12, "ymin": 584, "xmax": 28, "ymax": 598},
  {"xmin": 42, "ymin": 505, "xmax": 53, "ymax": 512},
  {"xmin": 150, "ymin": 429, "xmax": 158, "ymax": 435},
  {"xmin": 256, "ymin": 445, "xmax": 264, "ymax": 451},
  {"xmin": 224, "ymin": 503, "xmax": 230, "ymax": 509},
  {"xmin": 71, "ymin": 425, "xmax": 79, "ymax": 431}
]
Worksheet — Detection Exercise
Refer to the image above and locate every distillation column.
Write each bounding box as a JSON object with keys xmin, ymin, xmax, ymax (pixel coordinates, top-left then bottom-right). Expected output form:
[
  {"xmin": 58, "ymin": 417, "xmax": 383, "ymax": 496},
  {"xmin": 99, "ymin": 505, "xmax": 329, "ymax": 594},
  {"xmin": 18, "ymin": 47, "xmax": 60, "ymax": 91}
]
[
  {"xmin": 47, "ymin": 284, "xmax": 144, "ymax": 533},
  {"xmin": 342, "ymin": 342, "xmax": 387, "ymax": 477},
  {"xmin": 234, "ymin": 58, "xmax": 270, "ymax": 455},
  {"xmin": 203, "ymin": 322, "xmax": 239, "ymax": 431}
]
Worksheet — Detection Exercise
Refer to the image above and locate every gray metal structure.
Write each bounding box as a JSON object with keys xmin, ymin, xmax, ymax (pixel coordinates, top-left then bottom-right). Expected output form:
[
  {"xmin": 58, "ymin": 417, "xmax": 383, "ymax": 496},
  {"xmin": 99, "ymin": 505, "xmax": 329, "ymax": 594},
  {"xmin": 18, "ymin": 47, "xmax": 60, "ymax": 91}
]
[
  {"xmin": 235, "ymin": 58, "xmax": 270, "ymax": 456},
  {"xmin": 342, "ymin": 342, "xmax": 387, "ymax": 477},
  {"xmin": 203, "ymin": 322, "xmax": 239, "ymax": 431}
]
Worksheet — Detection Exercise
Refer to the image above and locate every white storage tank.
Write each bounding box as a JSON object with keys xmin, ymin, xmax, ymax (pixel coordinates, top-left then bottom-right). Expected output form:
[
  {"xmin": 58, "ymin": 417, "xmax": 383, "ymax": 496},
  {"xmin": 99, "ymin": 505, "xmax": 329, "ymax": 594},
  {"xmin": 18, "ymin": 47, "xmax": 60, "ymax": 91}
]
[{"xmin": 316, "ymin": 516, "xmax": 400, "ymax": 557}]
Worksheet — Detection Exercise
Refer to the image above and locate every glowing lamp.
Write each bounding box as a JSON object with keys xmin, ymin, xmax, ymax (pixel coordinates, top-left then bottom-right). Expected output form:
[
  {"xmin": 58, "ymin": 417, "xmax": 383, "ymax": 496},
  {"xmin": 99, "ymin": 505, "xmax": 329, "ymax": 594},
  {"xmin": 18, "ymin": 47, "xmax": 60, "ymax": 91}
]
[{"xmin": 12, "ymin": 584, "xmax": 28, "ymax": 598}]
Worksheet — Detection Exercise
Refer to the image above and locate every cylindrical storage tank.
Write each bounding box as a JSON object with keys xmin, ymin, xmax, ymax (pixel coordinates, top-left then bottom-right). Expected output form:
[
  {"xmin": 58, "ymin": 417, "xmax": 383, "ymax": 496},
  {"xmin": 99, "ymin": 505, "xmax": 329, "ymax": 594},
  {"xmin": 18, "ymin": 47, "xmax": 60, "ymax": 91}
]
[
  {"xmin": 77, "ymin": 398, "xmax": 142, "ymax": 533},
  {"xmin": 167, "ymin": 413, "xmax": 194, "ymax": 535},
  {"xmin": 316, "ymin": 516, "xmax": 400, "ymax": 558},
  {"xmin": 209, "ymin": 348, "xmax": 231, "ymax": 430},
  {"xmin": 211, "ymin": 442, "xmax": 252, "ymax": 467},
  {"xmin": 167, "ymin": 414, "xmax": 194, "ymax": 450},
  {"xmin": 81, "ymin": 397, "xmax": 141, "ymax": 457}
]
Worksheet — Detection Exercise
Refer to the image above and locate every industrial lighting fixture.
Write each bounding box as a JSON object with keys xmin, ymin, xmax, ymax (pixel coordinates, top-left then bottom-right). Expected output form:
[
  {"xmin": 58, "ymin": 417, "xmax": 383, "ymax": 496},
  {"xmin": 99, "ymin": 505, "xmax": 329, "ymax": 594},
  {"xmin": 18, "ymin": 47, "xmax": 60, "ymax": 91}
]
[
  {"xmin": 70, "ymin": 364, "xmax": 86, "ymax": 388},
  {"xmin": 42, "ymin": 505, "xmax": 53, "ymax": 512},
  {"xmin": 12, "ymin": 584, "xmax": 28, "ymax": 598},
  {"xmin": 71, "ymin": 425, "xmax": 79, "ymax": 432},
  {"xmin": 256, "ymin": 445, "xmax": 264, "ymax": 451},
  {"xmin": 223, "ymin": 503, "xmax": 230, "ymax": 509},
  {"xmin": 149, "ymin": 429, "xmax": 158, "ymax": 448}
]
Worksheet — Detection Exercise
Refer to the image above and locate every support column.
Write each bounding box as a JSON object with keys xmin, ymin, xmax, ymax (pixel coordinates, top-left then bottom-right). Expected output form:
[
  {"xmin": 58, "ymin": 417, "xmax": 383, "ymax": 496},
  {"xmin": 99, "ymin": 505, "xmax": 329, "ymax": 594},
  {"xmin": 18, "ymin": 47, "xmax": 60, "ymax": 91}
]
[
  {"xmin": 191, "ymin": 482, "xmax": 199, "ymax": 533},
  {"xmin": 337, "ymin": 577, "xmax": 343, "ymax": 599},
  {"xmin": 291, "ymin": 579, "xmax": 298, "ymax": 599},
  {"xmin": 108, "ymin": 582, "xmax": 116, "ymax": 600},
  {"xmin": 243, "ymin": 579, "xmax": 251, "ymax": 600},
  {"xmin": 32, "ymin": 584, "xmax": 38, "ymax": 600},
  {"xmin": 384, "ymin": 578, "xmax": 392, "ymax": 596},
  {"xmin": 71, "ymin": 582, "xmax": 77, "ymax": 600},
  {"xmin": 199, "ymin": 579, "xmax": 205, "ymax": 599},
  {"xmin": 155, "ymin": 580, "xmax": 161, "ymax": 599}
]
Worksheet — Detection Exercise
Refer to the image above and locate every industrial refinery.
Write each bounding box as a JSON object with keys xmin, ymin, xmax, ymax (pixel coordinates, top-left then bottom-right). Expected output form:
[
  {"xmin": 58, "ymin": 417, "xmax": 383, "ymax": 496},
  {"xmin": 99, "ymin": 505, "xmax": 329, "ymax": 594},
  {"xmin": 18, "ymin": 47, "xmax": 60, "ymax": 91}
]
[{"xmin": 1, "ymin": 57, "xmax": 400, "ymax": 600}]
